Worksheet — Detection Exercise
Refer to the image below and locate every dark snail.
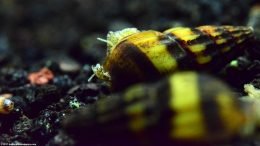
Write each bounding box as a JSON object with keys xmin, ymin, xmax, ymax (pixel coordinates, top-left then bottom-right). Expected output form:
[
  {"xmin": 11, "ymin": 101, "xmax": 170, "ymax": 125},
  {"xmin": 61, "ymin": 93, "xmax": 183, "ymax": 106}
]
[{"xmin": 64, "ymin": 72, "xmax": 258, "ymax": 145}]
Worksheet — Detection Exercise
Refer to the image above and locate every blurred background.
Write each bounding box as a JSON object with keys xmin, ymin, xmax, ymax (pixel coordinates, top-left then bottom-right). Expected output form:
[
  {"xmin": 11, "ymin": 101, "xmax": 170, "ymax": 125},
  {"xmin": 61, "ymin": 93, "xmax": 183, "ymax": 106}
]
[{"xmin": 0, "ymin": 0, "xmax": 258, "ymax": 66}]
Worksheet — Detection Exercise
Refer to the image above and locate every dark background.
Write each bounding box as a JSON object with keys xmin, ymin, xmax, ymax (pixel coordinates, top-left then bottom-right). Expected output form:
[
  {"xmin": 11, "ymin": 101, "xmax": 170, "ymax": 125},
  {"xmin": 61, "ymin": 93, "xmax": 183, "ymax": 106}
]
[{"xmin": 0, "ymin": 0, "xmax": 257, "ymax": 65}]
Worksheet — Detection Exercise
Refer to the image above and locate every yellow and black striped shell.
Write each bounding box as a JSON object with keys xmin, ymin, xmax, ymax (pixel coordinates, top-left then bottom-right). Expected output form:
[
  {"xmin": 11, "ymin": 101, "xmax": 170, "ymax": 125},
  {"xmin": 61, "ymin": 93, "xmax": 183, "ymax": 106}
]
[
  {"xmin": 0, "ymin": 94, "xmax": 14, "ymax": 114},
  {"xmin": 64, "ymin": 72, "xmax": 255, "ymax": 145},
  {"xmin": 95, "ymin": 25, "xmax": 254, "ymax": 91}
]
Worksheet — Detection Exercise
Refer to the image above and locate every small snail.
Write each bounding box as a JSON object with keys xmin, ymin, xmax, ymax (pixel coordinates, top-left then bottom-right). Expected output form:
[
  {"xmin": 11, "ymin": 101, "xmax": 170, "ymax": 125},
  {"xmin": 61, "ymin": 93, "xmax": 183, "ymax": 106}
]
[
  {"xmin": 93, "ymin": 25, "xmax": 254, "ymax": 91},
  {"xmin": 0, "ymin": 94, "xmax": 14, "ymax": 114},
  {"xmin": 64, "ymin": 72, "xmax": 258, "ymax": 145}
]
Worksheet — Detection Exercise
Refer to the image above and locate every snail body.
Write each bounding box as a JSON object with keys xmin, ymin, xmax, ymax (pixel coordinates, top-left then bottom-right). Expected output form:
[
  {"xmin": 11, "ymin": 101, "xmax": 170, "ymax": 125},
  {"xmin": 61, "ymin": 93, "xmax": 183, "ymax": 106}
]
[{"xmin": 94, "ymin": 25, "xmax": 254, "ymax": 91}]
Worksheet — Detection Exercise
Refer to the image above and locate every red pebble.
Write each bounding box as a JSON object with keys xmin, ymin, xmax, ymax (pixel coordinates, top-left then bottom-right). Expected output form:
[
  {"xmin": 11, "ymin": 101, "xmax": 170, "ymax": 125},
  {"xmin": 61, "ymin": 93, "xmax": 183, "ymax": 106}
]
[{"xmin": 28, "ymin": 68, "xmax": 54, "ymax": 85}]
